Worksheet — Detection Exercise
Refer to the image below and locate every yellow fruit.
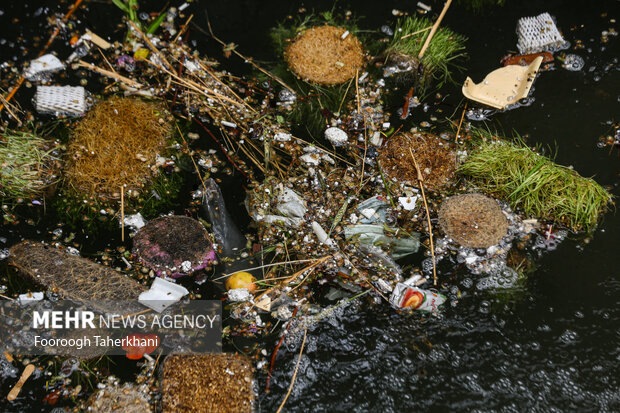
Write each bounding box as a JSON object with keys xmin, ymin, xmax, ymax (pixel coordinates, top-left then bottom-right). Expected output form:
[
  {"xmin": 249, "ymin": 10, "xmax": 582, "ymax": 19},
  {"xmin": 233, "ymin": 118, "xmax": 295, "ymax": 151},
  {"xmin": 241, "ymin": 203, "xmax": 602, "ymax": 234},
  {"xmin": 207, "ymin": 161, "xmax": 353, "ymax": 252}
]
[{"xmin": 225, "ymin": 272, "xmax": 257, "ymax": 293}]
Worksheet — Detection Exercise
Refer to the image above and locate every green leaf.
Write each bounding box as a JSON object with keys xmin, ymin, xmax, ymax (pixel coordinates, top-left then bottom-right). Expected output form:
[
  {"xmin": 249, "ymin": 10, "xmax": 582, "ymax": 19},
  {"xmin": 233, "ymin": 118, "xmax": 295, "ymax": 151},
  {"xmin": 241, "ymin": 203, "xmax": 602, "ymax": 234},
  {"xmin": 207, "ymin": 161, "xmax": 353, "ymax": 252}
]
[
  {"xmin": 111, "ymin": 0, "xmax": 129, "ymax": 14},
  {"xmin": 146, "ymin": 11, "xmax": 167, "ymax": 34}
]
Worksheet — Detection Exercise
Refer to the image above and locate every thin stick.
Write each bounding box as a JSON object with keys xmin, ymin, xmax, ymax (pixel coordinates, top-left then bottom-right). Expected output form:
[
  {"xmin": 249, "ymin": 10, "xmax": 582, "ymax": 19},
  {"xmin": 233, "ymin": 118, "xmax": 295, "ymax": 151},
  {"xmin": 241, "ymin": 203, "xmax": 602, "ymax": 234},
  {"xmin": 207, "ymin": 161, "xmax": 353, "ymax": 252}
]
[
  {"xmin": 120, "ymin": 186, "xmax": 125, "ymax": 242},
  {"xmin": 202, "ymin": 14, "xmax": 296, "ymax": 94},
  {"xmin": 418, "ymin": 0, "xmax": 453, "ymax": 59},
  {"xmin": 276, "ymin": 328, "xmax": 308, "ymax": 413},
  {"xmin": 212, "ymin": 259, "xmax": 317, "ymax": 281},
  {"xmin": 454, "ymin": 102, "xmax": 467, "ymax": 143},
  {"xmin": 77, "ymin": 60, "xmax": 143, "ymax": 88},
  {"xmin": 172, "ymin": 14, "xmax": 194, "ymax": 44},
  {"xmin": 400, "ymin": 26, "xmax": 432, "ymax": 40},
  {"xmin": 408, "ymin": 149, "xmax": 438, "ymax": 286}
]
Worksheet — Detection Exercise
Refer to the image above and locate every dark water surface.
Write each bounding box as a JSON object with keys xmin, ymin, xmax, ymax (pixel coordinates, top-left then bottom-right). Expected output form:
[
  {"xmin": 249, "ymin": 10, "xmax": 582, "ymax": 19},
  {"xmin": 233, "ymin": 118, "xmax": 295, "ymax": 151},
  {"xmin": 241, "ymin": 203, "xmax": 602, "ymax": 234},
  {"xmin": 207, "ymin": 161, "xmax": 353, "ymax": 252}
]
[{"xmin": 0, "ymin": 0, "xmax": 618, "ymax": 411}]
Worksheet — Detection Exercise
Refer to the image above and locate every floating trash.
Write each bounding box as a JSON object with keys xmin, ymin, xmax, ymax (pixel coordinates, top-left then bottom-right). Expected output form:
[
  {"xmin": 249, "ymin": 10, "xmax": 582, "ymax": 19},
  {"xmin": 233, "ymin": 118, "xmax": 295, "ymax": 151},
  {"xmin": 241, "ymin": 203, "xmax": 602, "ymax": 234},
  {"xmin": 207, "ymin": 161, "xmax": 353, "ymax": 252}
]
[
  {"xmin": 138, "ymin": 277, "xmax": 190, "ymax": 312},
  {"xmin": 34, "ymin": 85, "xmax": 88, "ymax": 116},
  {"xmin": 23, "ymin": 54, "xmax": 64, "ymax": 81},
  {"xmin": 516, "ymin": 12, "xmax": 568, "ymax": 53}
]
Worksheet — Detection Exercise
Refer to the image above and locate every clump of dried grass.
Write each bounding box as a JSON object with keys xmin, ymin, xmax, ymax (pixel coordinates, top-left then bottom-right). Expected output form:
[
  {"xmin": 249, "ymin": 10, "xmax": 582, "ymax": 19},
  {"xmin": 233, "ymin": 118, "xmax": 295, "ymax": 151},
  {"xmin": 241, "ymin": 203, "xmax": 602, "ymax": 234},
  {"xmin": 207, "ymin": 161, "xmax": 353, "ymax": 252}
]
[
  {"xmin": 64, "ymin": 97, "xmax": 172, "ymax": 200},
  {"xmin": 285, "ymin": 25, "xmax": 365, "ymax": 85},
  {"xmin": 379, "ymin": 131, "xmax": 457, "ymax": 190}
]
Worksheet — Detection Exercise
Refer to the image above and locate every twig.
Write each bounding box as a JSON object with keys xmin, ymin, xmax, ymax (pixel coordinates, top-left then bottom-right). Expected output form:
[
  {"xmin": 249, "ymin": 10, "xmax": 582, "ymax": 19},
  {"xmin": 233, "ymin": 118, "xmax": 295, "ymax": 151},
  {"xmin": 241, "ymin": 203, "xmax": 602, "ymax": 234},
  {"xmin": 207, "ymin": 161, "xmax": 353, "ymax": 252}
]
[
  {"xmin": 77, "ymin": 60, "xmax": 143, "ymax": 88},
  {"xmin": 408, "ymin": 149, "xmax": 438, "ymax": 286},
  {"xmin": 172, "ymin": 14, "xmax": 194, "ymax": 44},
  {"xmin": 0, "ymin": 0, "xmax": 85, "ymax": 114},
  {"xmin": 454, "ymin": 102, "xmax": 467, "ymax": 143},
  {"xmin": 400, "ymin": 26, "xmax": 432, "ymax": 40},
  {"xmin": 276, "ymin": 327, "xmax": 308, "ymax": 413},
  {"xmin": 202, "ymin": 13, "xmax": 296, "ymax": 94},
  {"xmin": 120, "ymin": 185, "xmax": 125, "ymax": 242},
  {"xmin": 418, "ymin": 0, "xmax": 453, "ymax": 59},
  {"xmin": 212, "ymin": 259, "xmax": 317, "ymax": 281}
]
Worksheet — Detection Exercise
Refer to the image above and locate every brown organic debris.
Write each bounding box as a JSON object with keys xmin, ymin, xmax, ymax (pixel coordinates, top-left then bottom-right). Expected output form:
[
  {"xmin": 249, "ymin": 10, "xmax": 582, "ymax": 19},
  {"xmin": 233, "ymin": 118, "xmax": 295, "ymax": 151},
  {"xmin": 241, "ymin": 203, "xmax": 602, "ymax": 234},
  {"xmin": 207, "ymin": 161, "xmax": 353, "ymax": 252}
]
[
  {"xmin": 64, "ymin": 97, "xmax": 172, "ymax": 200},
  {"xmin": 379, "ymin": 131, "xmax": 457, "ymax": 190},
  {"xmin": 9, "ymin": 241, "xmax": 146, "ymax": 311},
  {"xmin": 438, "ymin": 193, "xmax": 508, "ymax": 248},
  {"xmin": 161, "ymin": 354, "xmax": 254, "ymax": 413},
  {"xmin": 285, "ymin": 25, "xmax": 365, "ymax": 85}
]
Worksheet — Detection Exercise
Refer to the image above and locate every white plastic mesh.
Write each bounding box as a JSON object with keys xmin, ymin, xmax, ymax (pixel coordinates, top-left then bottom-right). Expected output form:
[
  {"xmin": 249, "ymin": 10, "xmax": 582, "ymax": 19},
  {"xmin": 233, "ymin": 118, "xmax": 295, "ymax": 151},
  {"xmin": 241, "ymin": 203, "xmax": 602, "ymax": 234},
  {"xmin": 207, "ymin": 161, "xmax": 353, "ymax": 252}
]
[
  {"xmin": 516, "ymin": 12, "xmax": 566, "ymax": 54},
  {"xmin": 34, "ymin": 86, "xmax": 87, "ymax": 117}
]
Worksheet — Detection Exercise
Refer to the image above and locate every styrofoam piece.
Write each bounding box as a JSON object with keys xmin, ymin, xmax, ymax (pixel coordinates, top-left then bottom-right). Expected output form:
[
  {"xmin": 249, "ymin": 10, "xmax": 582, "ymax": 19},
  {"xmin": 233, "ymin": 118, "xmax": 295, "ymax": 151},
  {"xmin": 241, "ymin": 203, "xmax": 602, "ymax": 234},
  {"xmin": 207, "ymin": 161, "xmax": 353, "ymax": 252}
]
[
  {"xmin": 325, "ymin": 127, "xmax": 348, "ymax": 146},
  {"xmin": 34, "ymin": 86, "xmax": 87, "ymax": 116},
  {"xmin": 462, "ymin": 56, "xmax": 543, "ymax": 110},
  {"xmin": 139, "ymin": 277, "xmax": 189, "ymax": 312},
  {"xmin": 17, "ymin": 292, "xmax": 44, "ymax": 304},
  {"xmin": 516, "ymin": 12, "xmax": 567, "ymax": 53},
  {"xmin": 24, "ymin": 54, "xmax": 65, "ymax": 80},
  {"xmin": 123, "ymin": 213, "xmax": 146, "ymax": 232}
]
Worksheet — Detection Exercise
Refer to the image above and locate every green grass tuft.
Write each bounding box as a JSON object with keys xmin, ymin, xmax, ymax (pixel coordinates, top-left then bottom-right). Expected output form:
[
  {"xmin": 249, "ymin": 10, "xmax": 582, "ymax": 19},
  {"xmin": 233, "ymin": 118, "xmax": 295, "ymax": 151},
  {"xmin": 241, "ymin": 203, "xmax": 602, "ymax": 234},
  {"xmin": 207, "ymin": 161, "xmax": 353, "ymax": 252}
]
[
  {"xmin": 386, "ymin": 16, "xmax": 467, "ymax": 91},
  {"xmin": 0, "ymin": 131, "xmax": 59, "ymax": 200},
  {"xmin": 459, "ymin": 132, "xmax": 613, "ymax": 232}
]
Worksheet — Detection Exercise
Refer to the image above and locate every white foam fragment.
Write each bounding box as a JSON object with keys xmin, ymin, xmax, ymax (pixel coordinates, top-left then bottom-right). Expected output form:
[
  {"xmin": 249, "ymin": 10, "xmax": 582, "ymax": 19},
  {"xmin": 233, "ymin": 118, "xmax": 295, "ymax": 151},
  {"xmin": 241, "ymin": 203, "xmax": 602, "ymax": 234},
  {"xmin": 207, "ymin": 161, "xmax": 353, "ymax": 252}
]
[
  {"xmin": 227, "ymin": 288, "xmax": 251, "ymax": 302},
  {"xmin": 123, "ymin": 213, "xmax": 146, "ymax": 231},
  {"xmin": 325, "ymin": 127, "xmax": 348, "ymax": 146},
  {"xmin": 274, "ymin": 132, "xmax": 292, "ymax": 141},
  {"xmin": 18, "ymin": 292, "xmax": 44, "ymax": 304},
  {"xmin": 24, "ymin": 54, "xmax": 64, "ymax": 80},
  {"xmin": 516, "ymin": 12, "xmax": 567, "ymax": 53},
  {"xmin": 398, "ymin": 196, "xmax": 419, "ymax": 211},
  {"xmin": 34, "ymin": 86, "xmax": 87, "ymax": 116},
  {"xmin": 139, "ymin": 277, "xmax": 189, "ymax": 312}
]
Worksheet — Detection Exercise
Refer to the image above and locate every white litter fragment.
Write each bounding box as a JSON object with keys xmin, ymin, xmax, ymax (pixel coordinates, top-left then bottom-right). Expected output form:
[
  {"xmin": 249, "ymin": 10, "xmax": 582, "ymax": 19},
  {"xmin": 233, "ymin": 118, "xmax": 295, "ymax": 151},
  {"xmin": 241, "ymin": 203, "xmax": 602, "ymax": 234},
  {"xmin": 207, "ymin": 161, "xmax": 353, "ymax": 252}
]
[
  {"xmin": 340, "ymin": 30, "xmax": 350, "ymax": 40},
  {"xmin": 221, "ymin": 120, "xmax": 237, "ymax": 128},
  {"xmin": 139, "ymin": 277, "xmax": 189, "ymax": 312},
  {"xmin": 325, "ymin": 127, "xmax": 348, "ymax": 146},
  {"xmin": 0, "ymin": 248, "xmax": 9, "ymax": 261},
  {"xmin": 18, "ymin": 292, "xmax": 44, "ymax": 304},
  {"xmin": 399, "ymin": 196, "xmax": 419, "ymax": 211},
  {"xmin": 123, "ymin": 213, "xmax": 146, "ymax": 232},
  {"xmin": 34, "ymin": 86, "xmax": 87, "ymax": 117},
  {"xmin": 24, "ymin": 54, "xmax": 64, "ymax": 80},
  {"xmin": 417, "ymin": 2, "xmax": 431, "ymax": 12},
  {"xmin": 516, "ymin": 12, "xmax": 567, "ymax": 53},
  {"xmin": 311, "ymin": 221, "xmax": 335, "ymax": 247},
  {"xmin": 178, "ymin": 2, "xmax": 190, "ymax": 11},
  {"xmin": 227, "ymin": 288, "xmax": 252, "ymax": 302},
  {"xmin": 274, "ymin": 132, "xmax": 292, "ymax": 142}
]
